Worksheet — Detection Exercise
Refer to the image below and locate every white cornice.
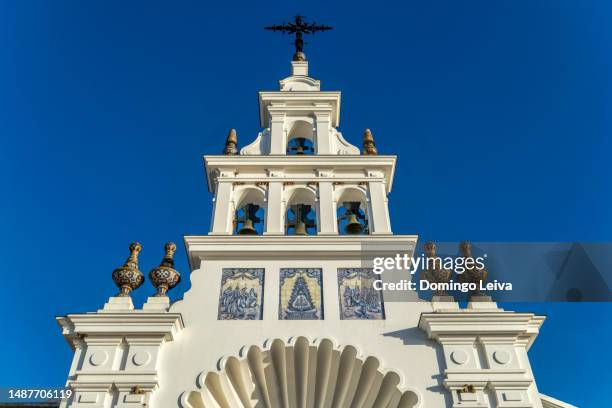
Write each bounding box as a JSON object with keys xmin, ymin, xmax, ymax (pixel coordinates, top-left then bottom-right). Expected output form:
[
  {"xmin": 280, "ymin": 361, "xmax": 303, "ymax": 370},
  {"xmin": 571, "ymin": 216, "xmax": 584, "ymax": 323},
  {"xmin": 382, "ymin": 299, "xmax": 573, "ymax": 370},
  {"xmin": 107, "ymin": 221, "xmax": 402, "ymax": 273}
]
[
  {"xmin": 57, "ymin": 313, "xmax": 184, "ymax": 348},
  {"xmin": 258, "ymin": 91, "xmax": 341, "ymax": 127},
  {"xmin": 70, "ymin": 371, "xmax": 158, "ymax": 387},
  {"xmin": 279, "ymin": 75, "xmax": 320, "ymax": 91},
  {"xmin": 184, "ymin": 234, "xmax": 418, "ymax": 269},
  {"xmin": 418, "ymin": 312, "xmax": 546, "ymax": 350},
  {"xmin": 203, "ymin": 155, "xmax": 397, "ymax": 193},
  {"xmin": 540, "ymin": 394, "xmax": 578, "ymax": 408}
]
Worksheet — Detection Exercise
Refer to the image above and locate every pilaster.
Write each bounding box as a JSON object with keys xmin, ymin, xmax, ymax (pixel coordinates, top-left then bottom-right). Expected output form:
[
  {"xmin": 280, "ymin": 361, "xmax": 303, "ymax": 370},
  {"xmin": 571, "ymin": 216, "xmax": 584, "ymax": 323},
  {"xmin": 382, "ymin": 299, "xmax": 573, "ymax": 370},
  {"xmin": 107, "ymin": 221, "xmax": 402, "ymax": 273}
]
[
  {"xmin": 57, "ymin": 312, "xmax": 183, "ymax": 408},
  {"xmin": 269, "ymin": 111, "xmax": 287, "ymax": 154},
  {"xmin": 314, "ymin": 111, "xmax": 332, "ymax": 154},
  {"xmin": 419, "ymin": 312, "xmax": 545, "ymax": 408},
  {"xmin": 210, "ymin": 177, "xmax": 234, "ymax": 235},
  {"xmin": 367, "ymin": 178, "xmax": 392, "ymax": 234},
  {"xmin": 316, "ymin": 178, "xmax": 336, "ymax": 234},
  {"xmin": 265, "ymin": 181, "xmax": 284, "ymax": 234}
]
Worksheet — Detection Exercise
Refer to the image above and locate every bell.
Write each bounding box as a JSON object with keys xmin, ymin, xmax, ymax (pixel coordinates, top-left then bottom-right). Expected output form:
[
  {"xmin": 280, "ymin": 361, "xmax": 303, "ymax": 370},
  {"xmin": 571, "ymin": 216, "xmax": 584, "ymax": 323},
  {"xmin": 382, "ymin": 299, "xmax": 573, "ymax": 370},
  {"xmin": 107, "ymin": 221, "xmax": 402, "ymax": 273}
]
[
  {"xmin": 238, "ymin": 219, "xmax": 258, "ymax": 235},
  {"xmin": 295, "ymin": 138, "xmax": 306, "ymax": 155},
  {"xmin": 345, "ymin": 213, "xmax": 363, "ymax": 234},
  {"xmin": 288, "ymin": 138, "xmax": 313, "ymax": 155},
  {"xmin": 293, "ymin": 220, "xmax": 307, "ymax": 235}
]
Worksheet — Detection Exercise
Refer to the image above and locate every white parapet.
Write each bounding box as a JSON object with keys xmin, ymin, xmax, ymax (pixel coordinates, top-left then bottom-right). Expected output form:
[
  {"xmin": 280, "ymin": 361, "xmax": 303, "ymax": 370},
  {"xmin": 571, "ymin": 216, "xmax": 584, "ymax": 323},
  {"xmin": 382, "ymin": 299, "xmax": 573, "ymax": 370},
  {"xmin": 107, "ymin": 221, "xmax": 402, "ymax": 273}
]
[
  {"xmin": 419, "ymin": 311, "xmax": 546, "ymax": 408},
  {"xmin": 56, "ymin": 312, "xmax": 183, "ymax": 407}
]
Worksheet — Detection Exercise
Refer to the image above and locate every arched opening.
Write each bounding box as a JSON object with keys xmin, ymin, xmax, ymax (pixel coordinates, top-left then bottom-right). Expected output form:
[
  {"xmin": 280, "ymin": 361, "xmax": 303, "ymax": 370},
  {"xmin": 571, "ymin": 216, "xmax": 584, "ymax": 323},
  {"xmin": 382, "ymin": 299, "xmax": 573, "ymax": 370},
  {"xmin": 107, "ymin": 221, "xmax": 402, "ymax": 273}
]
[
  {"xmin": 287, "ymin": 120, "xmax": 315, "ymax": 155},
  {"xmin": 182, "ymin": 337, "xmax": 420, "ymax": 408},
  {"xmin": 286, "ymin": 204, "xmax": 317, "ymax": 235},
  {"xmin": 285, "ymin": 188, "xmax": 317, "ymax": 235},
  {"xmin": 233, "ymin": 188, "xmax": 266, "ymax": 235},
  {"xmin": 287, "ymin": 137, "xmax": 314, "ymax": 155},
  {"xmin": 336, "ymin": 187, "xmax": 369, "ymax": 235}
]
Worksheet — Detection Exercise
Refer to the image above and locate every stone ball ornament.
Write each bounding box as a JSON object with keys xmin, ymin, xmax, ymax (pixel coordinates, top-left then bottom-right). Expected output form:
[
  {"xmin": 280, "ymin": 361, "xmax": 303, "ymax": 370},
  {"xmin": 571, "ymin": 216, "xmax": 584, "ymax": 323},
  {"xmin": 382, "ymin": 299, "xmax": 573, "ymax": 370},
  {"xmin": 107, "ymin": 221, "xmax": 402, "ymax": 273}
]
[
  {"xmin": 149, "ymin": 242, "xmax": 181, "ymax": 297},
  {"xmin": 111, "ymin": 242, "xmax": 145, "ymax": 297}
]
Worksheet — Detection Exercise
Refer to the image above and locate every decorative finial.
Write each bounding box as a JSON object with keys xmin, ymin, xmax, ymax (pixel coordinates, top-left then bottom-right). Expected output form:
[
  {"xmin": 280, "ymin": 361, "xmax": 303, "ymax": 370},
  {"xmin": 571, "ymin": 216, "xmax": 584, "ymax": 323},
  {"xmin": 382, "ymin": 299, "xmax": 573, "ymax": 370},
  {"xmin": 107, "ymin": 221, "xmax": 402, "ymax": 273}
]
[
  {"xmin": 421, "ymin": 241, "xmax": 452, "ymax": 297},
  {"xmin": 149, "ymin": 242, "xmax": 181, "ymax": 297},
  {"xmin": 223, "ymin": 129, "xmax": 238, "ymax": 155},
  {"xmin": 112, "ymin": 242, "xmax": 145, "ymax": 297},
  {"xmin": 459, "ymin": 241, "xmax": 473, "ymax": 257},
  {"xmin": 265, "ymin": 15, "xmax": 333, "ymax": 62},
  {"xmin": 456, "ymin": 241, "xmax": 489, "ymax": 297},
  {"xmin": 424, "ymin": 241, "xmax": 437, "ymax": 257},
  {"xmin": 363, "ymin": 129, "xmax": 378, "ymax": 155}
]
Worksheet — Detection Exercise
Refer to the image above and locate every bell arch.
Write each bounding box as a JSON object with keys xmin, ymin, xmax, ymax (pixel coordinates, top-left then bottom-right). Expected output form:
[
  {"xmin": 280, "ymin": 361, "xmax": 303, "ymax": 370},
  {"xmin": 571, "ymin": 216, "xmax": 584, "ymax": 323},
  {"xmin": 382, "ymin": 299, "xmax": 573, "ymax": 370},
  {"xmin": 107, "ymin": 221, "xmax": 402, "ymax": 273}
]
[
  {"xmin": 180, "ymin": 337, "xmax": 420, "ymax": 408},
  {"xmin": 335, "ymin": 186, "xmax": 370, "ymax": 235},
  {"xmin": 284, "ymin": 186, "xmax": 318, "ymax": 235},
  {"xmin": 286, "ymin": 120, "xmax": 315, "ymax": 155},
  {"xmin": 232, "ymin": 186, "xmax": 267, "ymax": 235}
]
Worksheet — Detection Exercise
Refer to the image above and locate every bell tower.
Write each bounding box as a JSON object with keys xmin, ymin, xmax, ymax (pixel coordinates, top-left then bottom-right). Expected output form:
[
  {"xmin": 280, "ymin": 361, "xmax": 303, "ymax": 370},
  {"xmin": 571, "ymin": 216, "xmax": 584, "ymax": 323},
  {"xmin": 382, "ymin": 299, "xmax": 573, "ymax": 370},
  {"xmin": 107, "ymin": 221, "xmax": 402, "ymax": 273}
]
[
  {"xmin": 56, "ymin": 17, "xmax": 560, "ymax": 408},
  {"xmin": 207, "ymin": 58, "xmax": 395, "ymax": 237}
]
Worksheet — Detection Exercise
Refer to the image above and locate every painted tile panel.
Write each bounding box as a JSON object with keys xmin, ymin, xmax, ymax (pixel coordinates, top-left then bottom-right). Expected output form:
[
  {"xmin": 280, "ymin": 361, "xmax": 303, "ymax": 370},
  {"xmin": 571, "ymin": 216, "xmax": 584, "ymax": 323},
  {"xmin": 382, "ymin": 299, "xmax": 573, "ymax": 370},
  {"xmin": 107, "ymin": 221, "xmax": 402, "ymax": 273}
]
[
  {"xmin": 279, "ymin": 268, "xmax": 323, "ymax": 320},
  {"xmin": 218, "ymin": 268, "xmax": 265, "ymax": 320},
  {"xmin": 337, "ymin": 268, "xmax": 385, "ymax": 320}
]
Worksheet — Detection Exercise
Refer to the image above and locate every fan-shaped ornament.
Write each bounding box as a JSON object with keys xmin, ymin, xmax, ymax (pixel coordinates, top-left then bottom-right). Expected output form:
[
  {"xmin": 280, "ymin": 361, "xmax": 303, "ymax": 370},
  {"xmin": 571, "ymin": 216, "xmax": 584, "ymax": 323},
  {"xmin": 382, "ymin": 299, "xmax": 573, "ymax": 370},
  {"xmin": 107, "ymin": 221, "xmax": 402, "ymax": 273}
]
[{"xmin": 181, "ymin": 337, "xmax": 420, "ymax": 408}]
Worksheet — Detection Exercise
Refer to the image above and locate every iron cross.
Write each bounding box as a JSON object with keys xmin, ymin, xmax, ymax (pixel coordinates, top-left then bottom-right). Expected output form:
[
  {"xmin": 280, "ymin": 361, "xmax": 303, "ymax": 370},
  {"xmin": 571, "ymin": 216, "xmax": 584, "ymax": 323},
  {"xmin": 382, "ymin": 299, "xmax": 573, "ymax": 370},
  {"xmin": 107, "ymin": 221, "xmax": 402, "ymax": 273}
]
[{"xmin": 265, "ymin": 15, "xmax": 333, "ymax": 61}]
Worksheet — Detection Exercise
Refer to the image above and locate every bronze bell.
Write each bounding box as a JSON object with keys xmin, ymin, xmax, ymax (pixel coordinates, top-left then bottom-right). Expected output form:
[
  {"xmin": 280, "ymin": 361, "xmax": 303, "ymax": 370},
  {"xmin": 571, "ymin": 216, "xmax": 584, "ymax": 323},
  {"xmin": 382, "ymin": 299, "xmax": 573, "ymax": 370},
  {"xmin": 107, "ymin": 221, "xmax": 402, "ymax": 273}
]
[
  {"xmin": 345, "ymin": 213, "xmax": 363, "ymax": 234},
  {"xmin": 293, "ymin": 220, "xmax": 308, "ymax": 235},
  {"xmin": 294, "ymin": 138, "xmax": 306, "ymax": 154},
  {"xmin": 236, "ymin": 203, "xmax": 261, "ymax": 235},
  {"xmin": 288, "ymin": 137, "xmax": 313, "ymax": 155},
  {"xmin": 238, "ymin": 219, "xmax": 258, "ymax": 235}
]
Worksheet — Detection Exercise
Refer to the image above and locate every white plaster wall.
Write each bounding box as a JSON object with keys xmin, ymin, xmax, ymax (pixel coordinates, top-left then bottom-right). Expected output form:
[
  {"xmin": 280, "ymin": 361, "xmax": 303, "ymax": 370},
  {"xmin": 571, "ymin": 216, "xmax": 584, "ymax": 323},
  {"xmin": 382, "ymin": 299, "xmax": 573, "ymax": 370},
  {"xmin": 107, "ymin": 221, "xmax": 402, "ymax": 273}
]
[{"xmin": 150, "ymin": 255, "xmax": 451, "ymax": 407}]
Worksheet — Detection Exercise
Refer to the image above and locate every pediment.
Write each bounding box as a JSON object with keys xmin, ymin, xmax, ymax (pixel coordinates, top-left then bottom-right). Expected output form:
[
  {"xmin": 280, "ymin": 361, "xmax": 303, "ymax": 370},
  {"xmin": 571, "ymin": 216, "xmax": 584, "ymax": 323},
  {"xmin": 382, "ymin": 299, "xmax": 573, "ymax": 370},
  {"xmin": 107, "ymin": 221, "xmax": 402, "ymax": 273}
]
[{"xmin": 279, "ymin": 75, "xmax": 321, "ymax": 91}]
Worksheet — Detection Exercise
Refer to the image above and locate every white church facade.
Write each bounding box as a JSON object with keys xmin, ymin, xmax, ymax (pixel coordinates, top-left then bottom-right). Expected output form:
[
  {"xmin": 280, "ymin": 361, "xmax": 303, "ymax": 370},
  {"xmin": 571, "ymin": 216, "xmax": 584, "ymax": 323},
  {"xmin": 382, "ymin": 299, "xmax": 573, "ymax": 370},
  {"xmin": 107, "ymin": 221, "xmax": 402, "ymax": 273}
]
[{"xmin": 56, "ymin": 30, "xmax": 575, "ymax": 408}]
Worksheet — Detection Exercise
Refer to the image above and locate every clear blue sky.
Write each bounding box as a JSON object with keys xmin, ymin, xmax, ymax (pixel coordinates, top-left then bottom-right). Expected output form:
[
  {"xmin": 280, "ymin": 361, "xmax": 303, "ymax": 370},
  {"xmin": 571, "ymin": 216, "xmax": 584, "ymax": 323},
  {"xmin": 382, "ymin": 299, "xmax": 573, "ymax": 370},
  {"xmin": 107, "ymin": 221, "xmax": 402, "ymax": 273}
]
[{"xmin": 1, "ymin": 1, "xmax": 610, "ymax": 406}]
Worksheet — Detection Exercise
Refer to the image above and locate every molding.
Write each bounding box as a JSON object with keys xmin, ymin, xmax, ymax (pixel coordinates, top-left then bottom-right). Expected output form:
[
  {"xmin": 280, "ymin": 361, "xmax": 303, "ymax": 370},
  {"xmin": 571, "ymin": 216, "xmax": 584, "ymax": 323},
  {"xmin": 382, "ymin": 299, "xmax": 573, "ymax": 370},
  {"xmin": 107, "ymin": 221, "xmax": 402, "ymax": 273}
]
[
  {"xmin": 444, "ymin": 368, "xmax": 531, "ymax": 385},
  {"xmin": 57, "ymin": 313, "xmax": 184, "ymax": 347},
  {"xmin": 70, "ymin": 371, "xmax": 158, "ymax": 388},
  {"xmin": 204, "ymin": 155, "xmax": 397, "ymax": 193},
  {"xmin": 184, "ymin": 234, "xmax": 418, "ymax": 265},
  {"xmin": 540, "ymin": 394, "xmax": 578, "ymax": 408},
  {"xmin": 419, "ymin": 312, "xmax": 545, "ymax": 350},
  {"xmin": 258, "ymin": 91, "xmax": 341, "ymax": 127},
  {"xmin": 279, "ymin": 75, "xmax": 320, "ymax": 91}
]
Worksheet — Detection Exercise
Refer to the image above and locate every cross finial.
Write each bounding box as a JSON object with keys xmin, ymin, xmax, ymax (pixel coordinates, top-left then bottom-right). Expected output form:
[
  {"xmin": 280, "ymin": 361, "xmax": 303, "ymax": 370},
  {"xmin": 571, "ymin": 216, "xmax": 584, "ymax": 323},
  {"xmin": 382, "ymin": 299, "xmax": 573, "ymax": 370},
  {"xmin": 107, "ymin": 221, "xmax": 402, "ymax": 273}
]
[{"xmin": 265, "ymin": 15, "xmax": 333, "ymax": 61}]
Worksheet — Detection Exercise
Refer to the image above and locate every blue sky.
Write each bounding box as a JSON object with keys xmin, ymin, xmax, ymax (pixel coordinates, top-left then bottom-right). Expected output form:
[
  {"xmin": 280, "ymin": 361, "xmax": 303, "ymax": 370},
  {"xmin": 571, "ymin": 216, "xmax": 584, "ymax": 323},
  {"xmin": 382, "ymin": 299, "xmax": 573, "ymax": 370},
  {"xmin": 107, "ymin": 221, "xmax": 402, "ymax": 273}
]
[{"xmin": 1, "ymin": 0, "xmax": 611, "ymax": 406}]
